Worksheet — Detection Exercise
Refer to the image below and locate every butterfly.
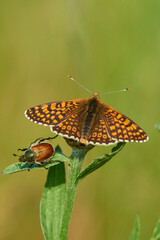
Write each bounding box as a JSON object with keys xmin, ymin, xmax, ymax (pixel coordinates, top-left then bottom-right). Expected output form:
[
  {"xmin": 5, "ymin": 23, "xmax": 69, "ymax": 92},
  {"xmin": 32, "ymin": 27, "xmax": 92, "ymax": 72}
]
[{"xmin": 25, "ymin": 92, "xmax": 148, "ymax": 146}]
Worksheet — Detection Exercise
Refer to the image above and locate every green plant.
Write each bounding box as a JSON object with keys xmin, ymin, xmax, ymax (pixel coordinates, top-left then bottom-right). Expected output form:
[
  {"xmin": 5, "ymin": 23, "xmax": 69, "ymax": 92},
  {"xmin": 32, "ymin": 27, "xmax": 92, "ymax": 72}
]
[
  {"xmin": 155, "ymin": 123, "xmax": 160, "ymax": 132},
  {"xmin": 2, "ymin": 140, "xmax": 125, "ymax": 240},
  {"xmin": 129, "ymin": 215, "xmax": 160, "ymax": 240}
]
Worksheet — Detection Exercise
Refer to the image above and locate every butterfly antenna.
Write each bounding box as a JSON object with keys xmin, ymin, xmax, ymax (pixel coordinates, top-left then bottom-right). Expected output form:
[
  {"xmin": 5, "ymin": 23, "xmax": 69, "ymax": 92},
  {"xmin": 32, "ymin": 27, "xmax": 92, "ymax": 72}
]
[
  {"xmin": 67, "ymin": 75, "xmax": 92, "ymax": 95},
  {"xmin": 99, "ymin": 88, "xmax": 130, "ymax": 96}
]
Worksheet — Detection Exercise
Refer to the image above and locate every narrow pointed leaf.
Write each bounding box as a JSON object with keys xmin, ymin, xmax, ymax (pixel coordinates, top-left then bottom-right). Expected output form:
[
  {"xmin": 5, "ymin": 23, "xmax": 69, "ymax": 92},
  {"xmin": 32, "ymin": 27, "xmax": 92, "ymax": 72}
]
[
  {"xmin": 155, "ymin": 123, "xmax": 160, "ymax": 132},
  {"xmin": 150, "ymin": 219, "xmax": 160, "ymax": 240},
  {"xmin": 1, "ymin": 145, "xmax": 69, "ymax": 174},
  {"xmin": 76, "ymin": 142, "xmax": 126, "ymax": 183},
  {"xmin": 40, "ymin": 163, "xmax": 66, "ymax": 240},
  {"xmin": 129, "ymin": 215, "xmax": 140, "ymax": 240}
]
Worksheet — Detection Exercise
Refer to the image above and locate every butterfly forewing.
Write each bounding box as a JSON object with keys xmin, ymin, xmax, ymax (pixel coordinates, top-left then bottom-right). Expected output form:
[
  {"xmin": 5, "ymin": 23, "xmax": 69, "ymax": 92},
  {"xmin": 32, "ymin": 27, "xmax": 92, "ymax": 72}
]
[
  {"xmin": 101, "ymin": 103, "xmax": 148, "ymax": 142},
  {"xmin": 25, "ymin": 99, "xmax": 87, "ymax": 127}
]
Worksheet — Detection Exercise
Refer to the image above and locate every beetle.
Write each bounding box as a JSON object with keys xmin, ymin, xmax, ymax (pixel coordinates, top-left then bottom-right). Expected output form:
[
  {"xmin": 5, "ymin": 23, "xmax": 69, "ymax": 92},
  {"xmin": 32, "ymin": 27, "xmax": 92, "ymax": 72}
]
[{"xmin": 13, "ymin": 136, "xmax": 57, "ymax": 167}]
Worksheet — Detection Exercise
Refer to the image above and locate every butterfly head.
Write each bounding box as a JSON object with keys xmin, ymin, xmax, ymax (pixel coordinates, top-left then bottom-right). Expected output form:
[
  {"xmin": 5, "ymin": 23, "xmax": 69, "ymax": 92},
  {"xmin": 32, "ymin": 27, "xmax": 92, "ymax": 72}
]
[{"xmin": 92, "ymin": 92, "xmax": 100, "ymax": 99}]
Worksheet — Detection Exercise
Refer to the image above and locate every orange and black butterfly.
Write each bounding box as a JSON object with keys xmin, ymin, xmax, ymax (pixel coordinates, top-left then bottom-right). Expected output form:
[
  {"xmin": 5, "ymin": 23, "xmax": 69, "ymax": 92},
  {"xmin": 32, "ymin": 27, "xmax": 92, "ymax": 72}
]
[{"xmin": 25, "ymin": 79, "xmax": 148, "ymax": 146}]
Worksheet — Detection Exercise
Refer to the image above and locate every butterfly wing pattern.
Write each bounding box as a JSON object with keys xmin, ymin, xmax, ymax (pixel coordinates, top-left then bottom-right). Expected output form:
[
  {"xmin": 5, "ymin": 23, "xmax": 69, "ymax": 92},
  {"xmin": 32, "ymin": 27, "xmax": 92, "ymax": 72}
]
[
  {"xmin": 51, "ymin": 106, "xmax": 87, "ymax": 141},
  {"xmin": 25, "ymin": 99, "xmax": 89, "ymax": 141},
  {"xmin": 101, "ymin": 103, "xmax": 148, "ymax": 143},
  {"xmin": 25, "ymin": 93, "xmax": 148, "ymax": 146},
  {"xmin": 25, "ymin": 99, "xmax": 85, "ymax": 126},
  {"xmin": 87, "ymin": 114, "xmax": 117, "ymax": 145}
]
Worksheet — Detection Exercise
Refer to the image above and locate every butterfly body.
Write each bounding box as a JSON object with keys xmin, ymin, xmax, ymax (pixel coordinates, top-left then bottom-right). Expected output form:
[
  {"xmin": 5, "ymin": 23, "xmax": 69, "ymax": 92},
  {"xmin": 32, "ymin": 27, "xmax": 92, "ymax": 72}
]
[
  {"xmin": 25, "ymin": 93, "xmax": 148, "ymax": 146},
  {"xmin": 80, "ymin": 94, "xmax": 100, "ymax": 144}
]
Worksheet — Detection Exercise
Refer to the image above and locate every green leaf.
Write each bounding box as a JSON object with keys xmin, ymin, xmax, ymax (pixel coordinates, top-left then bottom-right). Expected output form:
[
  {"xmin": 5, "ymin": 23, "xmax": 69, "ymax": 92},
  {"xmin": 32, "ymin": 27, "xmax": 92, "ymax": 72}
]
[
  {"xmin": 1, "ymin": 145, "xmax": 69, "ymax": 175},
  {"xmin": 40, "ymin": 163, "xmax": 66, "ymax": 240},
  {"xmin": 76, "ymin": 142, "xmax": 126, "ymax": 183},
  {"xmin": 155, "ymin": 123, "xmax": 160, "ymax": 132},
  {"xmin": 59, "ymin": 148, "xmax": 87, "ymax": 240},
  {"xmin": 54, "ymin": 145, "xmax": 63, "ymax": 154},
  {"xmin": 129, "ymin": 215, "xmax": 140, "ymax": 240},
  {"xmin": 150, "ymin": 219, "xmax": 160, "ymax": 240}
]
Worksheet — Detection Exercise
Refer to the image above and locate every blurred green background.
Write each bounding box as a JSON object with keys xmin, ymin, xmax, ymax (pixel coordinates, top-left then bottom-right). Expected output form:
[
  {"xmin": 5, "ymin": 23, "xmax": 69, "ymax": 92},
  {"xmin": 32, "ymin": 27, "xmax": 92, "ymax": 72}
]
[{"xmin": 0, "ymin": 0, "xmax": 159, "ymax": 239}]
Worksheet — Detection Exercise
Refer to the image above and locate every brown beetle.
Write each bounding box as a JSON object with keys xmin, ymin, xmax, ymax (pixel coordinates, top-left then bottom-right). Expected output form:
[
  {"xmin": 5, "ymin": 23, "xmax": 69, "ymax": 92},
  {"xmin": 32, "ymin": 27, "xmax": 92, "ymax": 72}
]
[{"xmin": 13, "ymin": 136, "xmax": 57, "ymax": 167}]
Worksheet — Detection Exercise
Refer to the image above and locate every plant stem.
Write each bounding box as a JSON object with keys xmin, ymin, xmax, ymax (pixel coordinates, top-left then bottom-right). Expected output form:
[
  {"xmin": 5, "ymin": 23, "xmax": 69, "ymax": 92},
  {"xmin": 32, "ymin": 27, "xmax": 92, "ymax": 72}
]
[{"xmin": 59, "ymin": 147, "xmax": 88, "ymax": 240}]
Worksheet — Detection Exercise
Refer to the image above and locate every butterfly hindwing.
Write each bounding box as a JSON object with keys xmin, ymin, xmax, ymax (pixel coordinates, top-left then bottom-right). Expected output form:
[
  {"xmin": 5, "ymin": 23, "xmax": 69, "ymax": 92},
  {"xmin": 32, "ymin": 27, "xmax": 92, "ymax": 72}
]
[
  {"xmin": 51, "ymin": 108, "xmax": 86, "ymax": 141},
  {"xmin": 88, "ymin": 114, "xmax": 117, "ymax": 145}
]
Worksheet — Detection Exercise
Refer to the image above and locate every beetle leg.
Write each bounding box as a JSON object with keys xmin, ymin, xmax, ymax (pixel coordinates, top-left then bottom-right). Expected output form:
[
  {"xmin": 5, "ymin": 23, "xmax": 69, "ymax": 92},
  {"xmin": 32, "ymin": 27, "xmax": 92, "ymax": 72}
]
[
  {"xmin": 29, "ymin": 137, "xmax": 43, "ymax": 147},
  {"xmin": 13, "ymin": 153, "xmax": 20, "ymax": 157},
  {"xmin": 38, "ymin": 135, "xmax": 58, "ymax": 143},
  {"xmin": 18, "ymin": 148, "xmax": 28, "ymax": 152},
  {"xmin": 27, "ymin": 163, "xmax": 34, "ymax": 171}
]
